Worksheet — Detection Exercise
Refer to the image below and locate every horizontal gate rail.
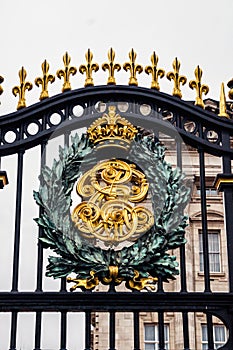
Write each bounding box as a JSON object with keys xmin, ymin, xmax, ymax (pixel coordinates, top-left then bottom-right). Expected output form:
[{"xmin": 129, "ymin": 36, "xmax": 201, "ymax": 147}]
[
  {"xmin": 1, "ymin": 292, "xmax": 233, "ymax": 311},
  {"xmin": 1, "ymin": 86, "xmax": 233, "ymax": 157}
]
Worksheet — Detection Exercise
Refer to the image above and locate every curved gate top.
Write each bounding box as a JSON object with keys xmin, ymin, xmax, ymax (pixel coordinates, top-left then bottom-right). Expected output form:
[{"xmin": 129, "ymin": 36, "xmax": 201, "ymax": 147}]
[{"xmin": 1, "ymin": 49, "xmax": 233, "ymax": 350}]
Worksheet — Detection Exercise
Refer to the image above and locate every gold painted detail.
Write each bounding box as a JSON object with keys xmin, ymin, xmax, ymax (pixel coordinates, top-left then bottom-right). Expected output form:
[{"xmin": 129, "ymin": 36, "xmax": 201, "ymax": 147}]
[
  {"xmin": 102, "ymin": 48, "xmax": 121, "ymax": 85},
  {"xmin": 218, "ymin": 83, "xmax": 229, "ymax": 118},
  {"xmin": 35, "ymin": 60, "xmax": 55, "ymax": 100},
  {"xmin": 102, "ymin": 266, "xmax": 124, "ymax": 285},
  {"xmin": 72, "ymin": 159, "xmax": 154, "ymax": 245},
  {"xmin": 79, "ymin": 49, "xmax": 99, "ymax": 87},
  {"xmin": 189, "ymin": 66, "xmax": 209, "ymax": 109},
  {"xmin": 0, "ymin": 75, "xmax": 4, "ymax": 95},
  {"xmin": 166, "ymin": 57, "xmax": 187, "ymax": 98},
  {"xmin": 145, "ymin": 51, "xmax": 165, "ymax": 90},
  {"xmin": 214, "ymin": 177, "xmax": 233, "ymax": 191},
  {"xmin": 127, "ymin": 270, "xmax": 158, "ymax": 291},
  {"xmin": 123, "ymin": 49, "xmax": 143, "ymax": 86},
  {"xmin": 0, "ymin": 175, "xmax": 7, "ymax": 186},
  {"xmin": 12, "ymin": 67, "xmax": 33, "ymax": 110},
  {"xmin": 67, "ymin": 271, "xmax": 99, "ymax": 291},
  {"xmin": 57, "ymin": 52, "xmax": 77, "ymax": 92},
  {"xmin": 87, "ymin": 105, "xmax": 138, "ymax": 145}
]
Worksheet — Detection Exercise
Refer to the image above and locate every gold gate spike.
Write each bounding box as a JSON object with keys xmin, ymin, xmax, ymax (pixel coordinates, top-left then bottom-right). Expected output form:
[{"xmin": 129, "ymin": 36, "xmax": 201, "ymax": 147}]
[
  {"xmin": 12, "ymin": 67, "xmax": 33, "ymax": 110},
  {"xmin": 79, "ymin": 49, "xmax": 99, "ymax": 87},
  {"xmin": 102, "ymin": 48, "xmax": 121, "ymax": 85},
  {"xmin": 57, "ymin": 52, "xmax": 77, "ymax": 92},
  {"xmin": 166, "ymin": 57, "xmax": 187, "ymax": 98},
  {"xmin": 35, "ymin": 60, "xmax": 55, "ymax": 100},
  {"xmin": 189, "ymin": 65, "xmax": 209, "ymax": 109},
  {"xmin": 145, "ymin": 51, "xmax": 165, "ymax": 90},
  {"xmin": 218, "ymin": 83, "xmax": 229, "ymax": 118},
  {"xmin": 0, "ymin": 76, "xmax": 4, "ymax": 95},
  {"xmin": 123, "ymin": 48, "xmax": 143, "ymax": 86}
]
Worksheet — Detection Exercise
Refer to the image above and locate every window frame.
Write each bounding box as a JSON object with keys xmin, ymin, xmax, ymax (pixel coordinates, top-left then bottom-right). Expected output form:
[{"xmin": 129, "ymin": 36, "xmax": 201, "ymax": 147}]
[
  {"xmin": 144, "ymin": 323, "xmax": 169, "ymax": 350},
  {"xmin": 199, "ymin": 230, "xmax": 221, "ymax": 273}
]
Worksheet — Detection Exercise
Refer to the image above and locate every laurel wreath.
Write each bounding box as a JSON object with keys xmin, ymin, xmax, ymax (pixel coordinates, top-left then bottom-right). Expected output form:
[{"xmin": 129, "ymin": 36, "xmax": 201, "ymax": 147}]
[{"xmin": 33, "ymin": 132, "xmax": 191, "ymax": 289}]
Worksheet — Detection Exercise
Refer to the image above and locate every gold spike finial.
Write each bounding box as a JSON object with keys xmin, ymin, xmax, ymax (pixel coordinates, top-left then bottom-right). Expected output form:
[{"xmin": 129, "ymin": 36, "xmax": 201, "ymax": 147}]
[
  {"xmin": 79, "ymin": 49, "xmax": 99, "ymax": 87},
  {"xmin": 166, "ymin": 57, "xmax": 187, "ymax": 98},
  {"xmin": 57, "ymin": 52, "xmax": 77, "ymax": 92},
  {"xmin": 218, "ymin": 82, "xmax": 229, "ymax": 118},
  {"xmin": 102, "ymin": 48, "xmax": 121, "ymax": 85},
  {"xmin": 189, "ymin": 65, "xmax": 209, "ymax": 109},
  {"xmin": 145, "ymin": 51, "xmax": 165, "ymax": 90},
  {"xmin": 123, "ymin": 49, "xmax": 143, "ymax": 86},
  {"xmin": 12, "ymin": 67, "xmax": 33, "ymax": 110},
  {"xmin": 35, "ymin": 60, "xmax": 55, "ymax": 100}
]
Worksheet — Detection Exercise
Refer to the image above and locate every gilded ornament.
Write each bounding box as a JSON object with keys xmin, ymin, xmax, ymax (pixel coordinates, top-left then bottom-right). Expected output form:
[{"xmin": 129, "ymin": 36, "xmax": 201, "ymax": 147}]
[
  {"xmin": 218, "ymin": 83, "xmax": 229, "ymax": 118},
  {"xmin": 189, "ymin": 65, "xmax": 209, "ymax": 109},
  {"xmin": 87, "ymin": 105, "xmax": 138, "ymax": 145},
  {"xmin": 35, "ymin": 60, "xmax": 55, "ymax": 100},
  {"xmin": 102, "ymin": 48, "xmax": 121, "ymax": 85},
  {"xmin": 123, "ymin": 49, "xmax": 143, "ymax": 86},
  {"xmin": 79, "ymin": 49, "xmax": 99, "ymax": 87},
  {"xmin": 166, "ymin": 57, "xmax": 187, "ymax": 98},
  {"xmin": 12, "ymin": 67, "xmax": 33, "ymax": 110},
  {"xmin": 0, "ymin": 75, "xmax": 4, "ymax": 95},
  {"xmin": 57, "ymin": 52, "xmax": 77, "ymax": 92},
  {"xmin": 127, "ymin": 270, "xmax": 158, "ymax": 291},
  {"xmin": 145, "ymin": 51, "xmax": 165, "ymax": 90},
  {"xmin": 67, "ymin": 271, "xmax": 99, "ymax": 291},
  {"xmin": 71, "ymin": 159, "xmax": 153, "ymax": 245}
]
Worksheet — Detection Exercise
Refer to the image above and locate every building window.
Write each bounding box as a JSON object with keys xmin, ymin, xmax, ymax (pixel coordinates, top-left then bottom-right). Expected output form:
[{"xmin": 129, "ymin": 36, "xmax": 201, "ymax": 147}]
[
  {"xmin": 199, "ymin": 231, "xmax": 221, "ymax": 272},
  {"xmin": 196, "ymin": 187, "xmax": 218, "ymax": 196},
  {"xmin": 144, "ymin": 324, "xmax": 169, "ymax": 350},
  {"xmin": 202, "ymin": 325, "xmax": 227, "ymax": 349}
]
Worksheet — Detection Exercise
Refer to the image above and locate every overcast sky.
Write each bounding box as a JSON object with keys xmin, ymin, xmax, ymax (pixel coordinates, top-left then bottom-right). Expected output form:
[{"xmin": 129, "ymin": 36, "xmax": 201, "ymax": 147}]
[
  {"xmin": 1, "ymin": 0, "xmax": 233, "ymax": 114},
  {"xmin": 0, "ymin": 1, "xmax": 232, "ymax": 349}
]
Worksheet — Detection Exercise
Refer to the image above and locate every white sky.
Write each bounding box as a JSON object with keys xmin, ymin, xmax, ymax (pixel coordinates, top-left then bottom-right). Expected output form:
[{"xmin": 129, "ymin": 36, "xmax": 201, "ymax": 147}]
[
  {"xmin": 0, "ymin": 1, "xmax": 232, "ymax": 349},
  {"xmin": 1, "ymin": 0, "xmax": 233, "ymax": 114}
]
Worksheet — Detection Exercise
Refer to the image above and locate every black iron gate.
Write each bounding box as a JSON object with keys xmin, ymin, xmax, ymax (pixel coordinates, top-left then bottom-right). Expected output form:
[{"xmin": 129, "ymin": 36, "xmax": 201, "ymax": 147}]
[{"xmin": 1, "ymin": 83, "xmax": 233, "ymax": 349}]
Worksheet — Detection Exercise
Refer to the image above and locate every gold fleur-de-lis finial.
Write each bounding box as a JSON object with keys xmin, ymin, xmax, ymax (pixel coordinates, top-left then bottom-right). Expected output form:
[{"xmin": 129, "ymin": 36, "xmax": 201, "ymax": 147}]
[
  {"xmin": 0, "ymin": 76, "xmax": 4, "ymax": 95},
  {"xmin": 102, "ymin": 48, "xmax": 121, "ymax": 85},
  {"xmin": 79, "ymin": 49, "xmax": 99, "ymax": 87},
  {"xmin": 145, "ymin": 51, "xmax": 165, "ymax": 90},
  {"xmin": 123, "ymin": 49, "xmax": 143, "ymax": 86},
  {"xmin": 35, "ymin": 60, "xmax": 55, "ymax": 100},
  {"xmin": 57, "ymin": 52, "xmax": 77, "ymax": 92},
  {"xmin": 166, "ymin": 57, "xmax": 187, "ymax": 98},
  {"xmin": 218, "ymin": 82, "xmax": 229, "ymax": 118},
  {"xmin": 189, "ymin": 65, "xmax": 209, "ymax": 109},
  {"xmin": 12, "ymin": 67, "xmax": 33, "ymax": 110}
]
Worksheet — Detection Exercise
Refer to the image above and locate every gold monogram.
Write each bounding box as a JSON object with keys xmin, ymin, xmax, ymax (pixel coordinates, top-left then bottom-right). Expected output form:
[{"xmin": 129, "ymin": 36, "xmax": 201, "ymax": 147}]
[{"xmin": 71, "ymin": 159, "xmax": 154, "ymax": 246}]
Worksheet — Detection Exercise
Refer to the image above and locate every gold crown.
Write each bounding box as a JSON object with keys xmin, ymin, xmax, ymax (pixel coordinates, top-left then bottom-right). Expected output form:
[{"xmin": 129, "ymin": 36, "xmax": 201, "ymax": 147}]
[{"xmin": 87, "ymin": 105, "xmax": 138, "ymax": 145}]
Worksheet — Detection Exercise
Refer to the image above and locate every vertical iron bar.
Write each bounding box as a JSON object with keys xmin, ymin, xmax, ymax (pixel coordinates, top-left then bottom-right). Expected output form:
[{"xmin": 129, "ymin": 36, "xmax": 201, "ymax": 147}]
[
  {"xmin": 9, "ymin": 312, "xmax": 17, "ymax": 350},
  {"xmin": 60, "ymin": 311, "xmax": 67, "ymax": 350},
  {"xmin": 84, "ymin": 311, "xmax": 92, "ymax": 350},
  {"xmin": 158, "ymin": 312, "xmax": 165, "ymax": 350},
  {"xmin": 34, "ymin": 312, "xmax": 42, "ymax": 350},
  {"xmin": 198, "ymin": 148, "xmax": 211, "ymax": 292},
  {"xmin": 221, "ymin": 130, "xmax": 233, "ymax": 292},
  {"xmin": 206, "ymin": 313, "xmax": 214, "ymax": 350},
  {"xmin": 133, "ymin": 311, "xmax": 140, "ymax": 350},
  {"xmin": 182, "ymin": 312, "xmax": 190, "ymax": 350},
  {"xmin": 11, "ymin": 150, "xmax": 24, "ymax": 291},
  {"xmin": 34, "ymin": 141, "xmax": 47, "ymax": 350},
  {"xmin": 177, "ymin": 140, "xmax": 187, "ymax": 292},
  {"xmin": 109, "ymin": 311, "xmax": 116, "ymax": 350},
  {"xmin": 177, "ymin": 140, "xmax": 190, "ymax": 349}
]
